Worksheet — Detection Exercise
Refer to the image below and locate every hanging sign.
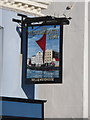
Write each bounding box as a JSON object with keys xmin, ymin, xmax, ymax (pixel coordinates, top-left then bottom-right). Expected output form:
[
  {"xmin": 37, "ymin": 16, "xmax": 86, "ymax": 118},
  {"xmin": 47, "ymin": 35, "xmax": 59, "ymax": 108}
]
[
  {"xmin": 26, "ymin": 24, "xmax": 63, "ymax": 83},
  {"xmin": 13, "ymin": 15, "xmax": 70, "ymax": 84}
]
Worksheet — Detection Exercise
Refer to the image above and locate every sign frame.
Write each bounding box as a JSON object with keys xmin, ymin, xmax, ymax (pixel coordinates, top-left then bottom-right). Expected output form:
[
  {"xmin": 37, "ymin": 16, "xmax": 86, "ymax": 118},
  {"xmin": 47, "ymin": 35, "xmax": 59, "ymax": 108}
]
[
  {"xmin": 19, "ymin": 16, "xmax": 69, "ymax": 84},
  {"xmin": 25, "ymin": 24, "xmax": 63, "ymax": 84}
]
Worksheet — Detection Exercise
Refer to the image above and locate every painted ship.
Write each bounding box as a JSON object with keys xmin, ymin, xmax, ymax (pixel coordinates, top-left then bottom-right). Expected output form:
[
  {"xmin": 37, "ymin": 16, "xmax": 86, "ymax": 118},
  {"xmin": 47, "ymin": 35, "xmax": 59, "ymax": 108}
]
[
  {"xmin": 28, "ymin": 32, "xmax": 59, "ymax": 71},
  {"xmin": 27, "ymin": 65, "xmax": 59, "ymax": 71}
]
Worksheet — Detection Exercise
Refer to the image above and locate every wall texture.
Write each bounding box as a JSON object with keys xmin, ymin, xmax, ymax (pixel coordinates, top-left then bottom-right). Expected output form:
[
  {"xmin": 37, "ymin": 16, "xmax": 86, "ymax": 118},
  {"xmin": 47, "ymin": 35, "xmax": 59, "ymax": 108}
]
[
  {"xmin": 0, "ymin": 9, "xmax": 27, "ymax": 98},
  {"xmin": 88, "ymin": 2, "xmax": 90, "ymax": 119},
  {"xmin": 0, "ymin": 2, "xmax": 86, "ymax": 118},
  {"xmin": 0, "ymin": 27, "xmax": 3, "ymax": 95},
  {"xmin": 35, "ymin": 2, "xmax": 85, "ymax": 118}
]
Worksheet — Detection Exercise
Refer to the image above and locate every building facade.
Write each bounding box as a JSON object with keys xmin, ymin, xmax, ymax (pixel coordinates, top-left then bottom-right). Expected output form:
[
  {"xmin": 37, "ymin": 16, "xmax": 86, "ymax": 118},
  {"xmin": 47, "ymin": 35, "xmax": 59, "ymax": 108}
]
[
  {"xmin": 31, "ymin": 55, "xmax": 36, "ymax": 65},
  {"xmin": 0, "ymin": 1, "xmax": 49, "ymax": 119},
  {"xmin": 27, "ymin": 58, "xmax": 31, "ymax": 66},
  {"xmin": 36, "ymin": 51, "xmax": 43, "ymax": 66},
  {"xmin": 36, "ymin": 2, "xmax": 88, "ymax": 118},
  {"xmin": 44, "ymin": 49, "xmax": 53, "ymax": 63},
  {"xmin": 0, "ymin": 1, "xmax": 88, "ymax": 119},
  {"xmin": 44, "ymin": 49, "xmax": 59, "ymax": 64}
]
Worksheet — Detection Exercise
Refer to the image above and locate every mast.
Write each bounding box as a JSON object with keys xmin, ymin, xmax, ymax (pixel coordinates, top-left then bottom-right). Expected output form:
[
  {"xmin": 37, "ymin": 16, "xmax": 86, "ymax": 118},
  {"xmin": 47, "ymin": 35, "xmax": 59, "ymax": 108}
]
[{"xmin": 43, "ymin": 51, "xmax": 45, "ymax": 64}]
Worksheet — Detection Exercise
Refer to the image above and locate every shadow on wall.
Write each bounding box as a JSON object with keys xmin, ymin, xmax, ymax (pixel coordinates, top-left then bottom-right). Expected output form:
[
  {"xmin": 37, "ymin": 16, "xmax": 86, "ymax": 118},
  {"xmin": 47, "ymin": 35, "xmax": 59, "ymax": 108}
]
[
  {"xmin": 22, "ymin": 83, "xmax": 35, "ymax": 99},
  {"xmin": 20, "ymin": 23, "xmax": 35, "ymax": 99}
]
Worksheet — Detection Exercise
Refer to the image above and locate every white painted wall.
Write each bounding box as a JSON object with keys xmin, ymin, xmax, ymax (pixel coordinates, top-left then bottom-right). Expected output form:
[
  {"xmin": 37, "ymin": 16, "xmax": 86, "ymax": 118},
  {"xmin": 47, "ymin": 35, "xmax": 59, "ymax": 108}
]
[
  {"xmin": 88, "ymin": 2, "xmax": 90, "ymax": 119},
  {"xmin": 0, "ymin": 2, "xmax": 88, "ymax": 118},
  {"xmin": 0, "ymin": 9, "xmax": 3, "ymax": 96},
  {"xmin": 0, "ymin": 9, "xmax": 27, "ymax": 98},
  {"xmin": 83, "ymin": 1, "xmax": 88, "ymax": 118},
  {"xmin": 35, "ymin": 2, "xmax": 85, "ymax": 118},
  {"xmin": 0, "ymin": 27, "xmax": 3, "ymax": 95}
]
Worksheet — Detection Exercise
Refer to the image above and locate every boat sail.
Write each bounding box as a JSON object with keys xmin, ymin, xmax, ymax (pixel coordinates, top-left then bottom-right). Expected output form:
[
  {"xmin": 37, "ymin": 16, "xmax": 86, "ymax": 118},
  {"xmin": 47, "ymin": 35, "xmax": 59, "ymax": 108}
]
[{"xmin": 36, "ymin": 32, "xmax": 46, "ymax": 63}]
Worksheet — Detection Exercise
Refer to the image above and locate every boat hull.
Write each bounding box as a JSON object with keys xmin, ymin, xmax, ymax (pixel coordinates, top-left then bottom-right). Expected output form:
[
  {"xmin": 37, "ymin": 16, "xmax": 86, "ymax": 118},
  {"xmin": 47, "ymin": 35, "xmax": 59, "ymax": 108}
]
[{"xmin": 27, "ymin": 66, "xmax": 59, "ymax": 71}]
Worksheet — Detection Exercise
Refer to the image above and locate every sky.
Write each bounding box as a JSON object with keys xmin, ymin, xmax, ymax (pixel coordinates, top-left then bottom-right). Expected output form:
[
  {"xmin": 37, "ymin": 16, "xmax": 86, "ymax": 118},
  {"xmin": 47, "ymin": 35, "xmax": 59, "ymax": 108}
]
[{"xmin": 27, "ymin": 25, "xmax": 60, "ymax": 58}]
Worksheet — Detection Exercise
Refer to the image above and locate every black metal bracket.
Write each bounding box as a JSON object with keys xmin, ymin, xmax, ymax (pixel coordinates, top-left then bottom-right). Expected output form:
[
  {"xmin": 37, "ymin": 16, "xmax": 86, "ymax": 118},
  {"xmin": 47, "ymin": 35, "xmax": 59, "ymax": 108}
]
[
  {"xmin": 13, "ymin": 14, "xmax": 27, "ymax": 54},
  {"xmin": 23, "ymin": 16, "xmax": 70, "ymax": 26},
  {"xmin": 13, "ymin": 14, "xmax": 70, "ymax": 25}
]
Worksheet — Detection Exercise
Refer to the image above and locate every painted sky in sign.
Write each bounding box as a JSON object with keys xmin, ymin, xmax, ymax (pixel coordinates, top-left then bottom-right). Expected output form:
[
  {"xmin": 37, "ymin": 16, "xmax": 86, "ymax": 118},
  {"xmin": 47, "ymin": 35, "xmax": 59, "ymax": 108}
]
[{"xmin": 27, "ymin": 25, "xmax": 60, "ymax": 58}]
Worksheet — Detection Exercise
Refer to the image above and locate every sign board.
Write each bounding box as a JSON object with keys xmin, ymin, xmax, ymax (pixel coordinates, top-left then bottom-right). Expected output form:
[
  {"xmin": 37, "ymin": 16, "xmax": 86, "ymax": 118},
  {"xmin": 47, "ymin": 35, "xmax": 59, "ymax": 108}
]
[
  {"xmin": 13, "ymin": 16, "xmax": 69, "ymax": 84},
  {"xmin": 26, "ymin": 24, "xmax": 63, "ymax": 84}
]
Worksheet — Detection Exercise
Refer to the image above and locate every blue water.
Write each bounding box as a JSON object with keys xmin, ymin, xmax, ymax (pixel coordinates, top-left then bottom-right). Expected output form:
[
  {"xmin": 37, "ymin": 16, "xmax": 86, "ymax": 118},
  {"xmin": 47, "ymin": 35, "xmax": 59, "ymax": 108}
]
[{"xmin": 27, "ymin": 69, "xmax": 59, "ymax": 78}]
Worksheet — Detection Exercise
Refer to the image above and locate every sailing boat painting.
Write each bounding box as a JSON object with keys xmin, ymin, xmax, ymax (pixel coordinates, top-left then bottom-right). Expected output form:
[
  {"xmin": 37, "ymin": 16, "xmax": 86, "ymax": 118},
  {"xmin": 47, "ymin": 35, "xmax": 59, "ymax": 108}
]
[{"xmin": 27, "ymin": 25, "xmax": 61, "ymax": 83}]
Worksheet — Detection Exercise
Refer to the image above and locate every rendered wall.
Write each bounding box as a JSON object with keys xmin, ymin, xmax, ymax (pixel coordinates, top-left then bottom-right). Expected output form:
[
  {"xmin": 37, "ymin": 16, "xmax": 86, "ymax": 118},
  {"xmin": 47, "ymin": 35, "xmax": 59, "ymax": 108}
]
[
  {"xmin": 88, "ymin": 2, "xmax": 90, "ymax": 119},
  {"xmin": 0, "ymin": 26, "xmax": 3, "ymax": 96},
  {"xmin": 0, "ymin": 2, "xmax": 86, "ymax": 118},
  {"xmin": 35, "ymin": 2, "xmax": 85, "ymax": 118},
  {"xmin": 0, "ymin": 9, "xmax": 27, "ymax": 98}
]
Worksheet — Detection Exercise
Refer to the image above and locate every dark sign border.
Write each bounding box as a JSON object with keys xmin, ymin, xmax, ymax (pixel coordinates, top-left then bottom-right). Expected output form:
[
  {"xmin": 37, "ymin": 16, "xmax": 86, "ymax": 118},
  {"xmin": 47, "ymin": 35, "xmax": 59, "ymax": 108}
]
[
  {"xmin": 24, "ymin": 24, "xmax": 63, "ymax": 84},
  {"xmin": 18, "ymin": 16, "xmax": 70, "ymax": 84},
  {"xmin": 13, "ymin": 16, "xmax": 70, "ymax": 85}
]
